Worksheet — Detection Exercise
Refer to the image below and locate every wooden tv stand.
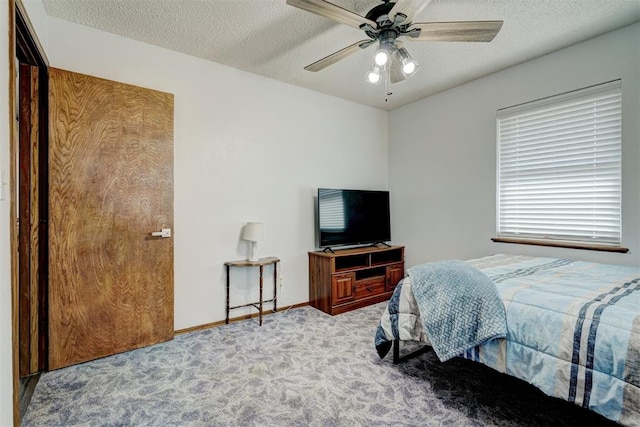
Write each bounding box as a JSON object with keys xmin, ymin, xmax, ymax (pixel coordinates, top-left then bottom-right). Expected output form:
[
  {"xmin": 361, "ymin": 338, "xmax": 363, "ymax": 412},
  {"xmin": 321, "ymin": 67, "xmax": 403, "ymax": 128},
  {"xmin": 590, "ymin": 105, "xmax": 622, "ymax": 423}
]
[{"xmin": 308, "ymin": 245, "xmax": 404, "ymax": 315}]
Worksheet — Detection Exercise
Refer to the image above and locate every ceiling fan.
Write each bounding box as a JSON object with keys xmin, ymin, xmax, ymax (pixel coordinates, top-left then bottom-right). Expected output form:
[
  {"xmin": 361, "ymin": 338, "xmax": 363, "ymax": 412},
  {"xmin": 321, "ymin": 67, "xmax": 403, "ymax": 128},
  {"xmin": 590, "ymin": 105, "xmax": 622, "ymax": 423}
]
[{"xmin": 286, "ymin": 0, "xmax": 503, "ymax": 86}]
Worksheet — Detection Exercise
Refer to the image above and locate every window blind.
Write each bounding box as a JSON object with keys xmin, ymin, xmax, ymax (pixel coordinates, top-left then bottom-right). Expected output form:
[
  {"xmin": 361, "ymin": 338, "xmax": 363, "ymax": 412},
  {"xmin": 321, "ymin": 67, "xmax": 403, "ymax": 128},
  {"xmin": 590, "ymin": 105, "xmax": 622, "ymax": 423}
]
[{"xmin": 496, "ymin": 80, "xmax": 622, "ymax": 245}]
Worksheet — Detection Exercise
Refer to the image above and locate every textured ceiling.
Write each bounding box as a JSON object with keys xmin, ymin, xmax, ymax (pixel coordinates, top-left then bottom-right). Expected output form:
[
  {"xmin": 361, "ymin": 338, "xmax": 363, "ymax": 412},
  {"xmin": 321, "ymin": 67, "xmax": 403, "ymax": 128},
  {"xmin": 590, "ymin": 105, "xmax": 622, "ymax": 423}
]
[{"xmin": 42, "ymin": 0, "xmax": 640, "ymax": 110}]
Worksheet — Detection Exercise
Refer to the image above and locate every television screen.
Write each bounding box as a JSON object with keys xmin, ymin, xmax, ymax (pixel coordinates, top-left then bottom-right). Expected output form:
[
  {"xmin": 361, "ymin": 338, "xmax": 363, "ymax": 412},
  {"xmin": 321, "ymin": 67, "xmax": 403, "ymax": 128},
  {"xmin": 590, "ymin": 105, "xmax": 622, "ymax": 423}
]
[{"xmin": 318, "ymin": 188, "xmax": 391, "ymax": 248}]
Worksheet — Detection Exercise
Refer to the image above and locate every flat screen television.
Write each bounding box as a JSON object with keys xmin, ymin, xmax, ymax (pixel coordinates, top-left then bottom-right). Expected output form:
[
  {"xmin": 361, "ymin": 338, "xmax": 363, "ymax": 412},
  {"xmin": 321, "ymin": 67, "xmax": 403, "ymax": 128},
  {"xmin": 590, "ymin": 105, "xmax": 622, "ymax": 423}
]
[{"xmin": 317, "ymin": 188, "xmax": 391, "ymax": 248}]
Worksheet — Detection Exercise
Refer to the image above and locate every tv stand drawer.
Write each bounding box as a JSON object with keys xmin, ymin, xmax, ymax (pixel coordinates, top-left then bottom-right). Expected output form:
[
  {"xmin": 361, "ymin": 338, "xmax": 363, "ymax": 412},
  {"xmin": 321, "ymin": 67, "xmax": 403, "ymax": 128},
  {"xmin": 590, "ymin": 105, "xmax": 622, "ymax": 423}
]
[{"xmin": 353, "ymin": 277, "xmax": 385, "ymax": 299}]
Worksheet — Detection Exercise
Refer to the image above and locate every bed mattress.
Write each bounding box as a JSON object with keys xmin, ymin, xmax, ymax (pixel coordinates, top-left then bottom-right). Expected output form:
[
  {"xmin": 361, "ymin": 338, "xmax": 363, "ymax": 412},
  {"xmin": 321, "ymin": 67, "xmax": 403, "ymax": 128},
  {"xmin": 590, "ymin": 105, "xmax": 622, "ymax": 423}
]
[{"xmin": 375, "ymin": 254, "xmax": 640, "ymax": 426}]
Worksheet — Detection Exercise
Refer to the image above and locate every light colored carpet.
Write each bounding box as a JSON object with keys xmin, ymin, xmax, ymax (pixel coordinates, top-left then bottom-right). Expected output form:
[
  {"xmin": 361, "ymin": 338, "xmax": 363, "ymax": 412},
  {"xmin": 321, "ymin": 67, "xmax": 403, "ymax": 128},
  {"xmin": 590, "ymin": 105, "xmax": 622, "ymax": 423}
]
[{"xmin": 23, "ymin": 303, "xmax": 617, "ymax": 426}]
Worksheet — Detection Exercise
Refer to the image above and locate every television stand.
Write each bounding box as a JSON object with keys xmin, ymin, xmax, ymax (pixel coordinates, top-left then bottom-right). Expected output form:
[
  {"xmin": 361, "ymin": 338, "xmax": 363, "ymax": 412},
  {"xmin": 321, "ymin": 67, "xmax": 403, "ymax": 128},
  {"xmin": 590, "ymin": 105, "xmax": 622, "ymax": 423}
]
[
  {"xmin": 308, "ymin": 245, "xmax": 404, "ymax": 315},
  {"xmin": 322, "ymin": 247, "xmax": 336, "ymax": 254}
]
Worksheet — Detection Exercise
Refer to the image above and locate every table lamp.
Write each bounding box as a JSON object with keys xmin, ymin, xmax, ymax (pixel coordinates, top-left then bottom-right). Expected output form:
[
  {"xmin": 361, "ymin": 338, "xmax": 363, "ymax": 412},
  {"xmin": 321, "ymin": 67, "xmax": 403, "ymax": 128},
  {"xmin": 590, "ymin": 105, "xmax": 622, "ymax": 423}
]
[{"xmin": 243, "ymin": 222, "xmax": 263, "ymax": 262}]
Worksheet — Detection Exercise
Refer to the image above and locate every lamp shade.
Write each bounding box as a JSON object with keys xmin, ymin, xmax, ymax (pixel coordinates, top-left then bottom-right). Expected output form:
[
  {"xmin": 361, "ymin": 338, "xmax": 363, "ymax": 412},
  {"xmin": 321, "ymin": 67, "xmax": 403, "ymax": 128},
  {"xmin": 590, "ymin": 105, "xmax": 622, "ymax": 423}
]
[
  {"xmin": 396, "ymin": 47, "xmax": 420, "ymax": 77},
  {"xmin": 242, "ymin": 222, "xmax": 263, "ymax": 242}
]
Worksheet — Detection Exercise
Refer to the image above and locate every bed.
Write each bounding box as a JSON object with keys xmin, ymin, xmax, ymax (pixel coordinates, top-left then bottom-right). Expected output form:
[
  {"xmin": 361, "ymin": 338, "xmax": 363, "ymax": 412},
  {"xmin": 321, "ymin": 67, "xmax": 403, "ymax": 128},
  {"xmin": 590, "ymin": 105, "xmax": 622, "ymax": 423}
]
[{"xmin": 375, "ymin": 254, "xmax": 640, "ymax": 426}]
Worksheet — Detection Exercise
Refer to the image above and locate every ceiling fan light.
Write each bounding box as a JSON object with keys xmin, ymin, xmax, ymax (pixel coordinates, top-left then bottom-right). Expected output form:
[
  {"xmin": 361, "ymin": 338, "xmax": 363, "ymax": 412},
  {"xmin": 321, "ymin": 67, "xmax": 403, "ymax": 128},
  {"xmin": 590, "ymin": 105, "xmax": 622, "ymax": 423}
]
[
  {"xmin": 374, "ymin": 49, "xmax": 389, "ymax": 66},
  {"xmin": 365, "ymin": 66, "xmax": 382, "ymax": 84},
  {"xmin": 396, "ymin": 47, "xmax": 420, "ymax": 77},
  {"xmin": 402, "ymin": 59, "xmax": 421, "ymax": 77},
  {"xmin": 402, "ymin": 61, "xmax": 416, "ymax": 74}
]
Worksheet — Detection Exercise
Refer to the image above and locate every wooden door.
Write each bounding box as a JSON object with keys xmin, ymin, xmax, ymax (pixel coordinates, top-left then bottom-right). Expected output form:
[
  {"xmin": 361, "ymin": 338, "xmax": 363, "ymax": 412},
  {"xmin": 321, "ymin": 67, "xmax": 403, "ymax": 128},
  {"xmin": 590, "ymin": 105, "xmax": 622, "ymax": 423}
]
[{"xmin": 48, "ymin": 68, "xmax": 174, "ymax": 370}]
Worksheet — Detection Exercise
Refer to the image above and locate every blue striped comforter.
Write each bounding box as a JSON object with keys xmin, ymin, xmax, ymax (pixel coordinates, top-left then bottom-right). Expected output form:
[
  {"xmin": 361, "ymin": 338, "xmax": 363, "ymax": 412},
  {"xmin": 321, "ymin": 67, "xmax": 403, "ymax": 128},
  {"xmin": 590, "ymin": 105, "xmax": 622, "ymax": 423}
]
[{"xmin": 375, "ymin": 254, "xmax": 640, "ymax": 426}]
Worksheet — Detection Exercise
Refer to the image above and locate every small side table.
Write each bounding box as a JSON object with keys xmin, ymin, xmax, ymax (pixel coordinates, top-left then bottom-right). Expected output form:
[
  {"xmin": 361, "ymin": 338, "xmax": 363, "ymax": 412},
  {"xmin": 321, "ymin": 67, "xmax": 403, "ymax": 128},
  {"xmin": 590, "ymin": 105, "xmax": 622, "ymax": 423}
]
[{"xmin": 225, "ymin": 257, "xmax": 279, "ymax": 326}]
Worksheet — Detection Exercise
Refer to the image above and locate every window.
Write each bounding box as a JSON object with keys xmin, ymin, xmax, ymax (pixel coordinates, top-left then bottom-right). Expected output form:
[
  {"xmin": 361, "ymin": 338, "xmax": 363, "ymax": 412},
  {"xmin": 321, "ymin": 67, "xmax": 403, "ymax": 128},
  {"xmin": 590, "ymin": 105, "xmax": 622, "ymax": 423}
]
[{"xmin": 496, "ymin": 80, "xmax": 622, "ymax": 247}]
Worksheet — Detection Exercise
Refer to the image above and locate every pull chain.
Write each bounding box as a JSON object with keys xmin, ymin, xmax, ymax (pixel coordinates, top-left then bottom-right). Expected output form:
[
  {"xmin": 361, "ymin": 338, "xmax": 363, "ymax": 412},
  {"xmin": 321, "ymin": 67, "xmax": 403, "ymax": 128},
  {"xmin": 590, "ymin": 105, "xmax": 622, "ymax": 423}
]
[{"xmin": 384, "ymin": 65, "xmax": 393, "ymax": 102}]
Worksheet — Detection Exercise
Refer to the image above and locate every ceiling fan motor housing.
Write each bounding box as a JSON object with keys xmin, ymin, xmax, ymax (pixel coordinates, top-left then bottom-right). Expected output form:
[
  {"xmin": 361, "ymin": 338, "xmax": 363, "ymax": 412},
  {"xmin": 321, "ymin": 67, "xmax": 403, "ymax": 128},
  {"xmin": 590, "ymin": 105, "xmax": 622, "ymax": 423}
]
[
  {"xmin": 378, "ymin": 29, "xmax": 398, "ymax": 51},
  {"xmin": 363, "ymin": 2, "xmax": 412, "ymax": 41},
  {"xmin": 365, "ymin": 2, "xmax": 396, "ymax": 26}
]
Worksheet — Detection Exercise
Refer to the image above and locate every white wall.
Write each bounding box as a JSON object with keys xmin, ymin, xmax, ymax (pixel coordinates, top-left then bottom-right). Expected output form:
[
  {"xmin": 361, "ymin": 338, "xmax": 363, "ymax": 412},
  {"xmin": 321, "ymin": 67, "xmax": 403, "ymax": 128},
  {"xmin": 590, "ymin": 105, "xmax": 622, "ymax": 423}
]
[
  {"xmin": 389, "ymin": 23, "xmax": 640, "ymax": 268},
  {"xmin": 1, "ymin": 3, "xmax": 13, "ymax": 425},
  {"xmin": 40, "ymin": 17, "xmax": 388, "ymax": 330},
  {"xmin": 22, "ymin": 0, "xmax": 47, "ymax": 53}
]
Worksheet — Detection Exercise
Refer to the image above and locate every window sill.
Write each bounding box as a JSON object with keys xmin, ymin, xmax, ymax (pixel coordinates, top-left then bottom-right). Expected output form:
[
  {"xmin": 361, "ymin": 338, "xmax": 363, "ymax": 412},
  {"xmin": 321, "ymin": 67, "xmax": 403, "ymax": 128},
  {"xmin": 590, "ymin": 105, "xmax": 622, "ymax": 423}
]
[{"xmin": 491, "ymin": 237, "xmax": 629, "ymax": 253}]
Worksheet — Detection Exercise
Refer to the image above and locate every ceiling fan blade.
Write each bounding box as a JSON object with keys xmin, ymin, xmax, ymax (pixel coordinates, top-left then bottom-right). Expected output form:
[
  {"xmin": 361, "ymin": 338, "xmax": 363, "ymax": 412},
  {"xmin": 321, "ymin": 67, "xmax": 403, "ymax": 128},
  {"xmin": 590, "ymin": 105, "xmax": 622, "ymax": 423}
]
[
  {"xmin": 286, "ymin": 0, "xmax": 377, "ymax": 29},
  {"xmin": 389, "ymin": 0, "xmax": 433, "ymax": 24},
  {"xmin": 407, "ymin": 21, "xmax": 504, "ymax": 42},
  {"xmin": 304, "ymin": 40, "xmax": 374, "ymax": 72}
]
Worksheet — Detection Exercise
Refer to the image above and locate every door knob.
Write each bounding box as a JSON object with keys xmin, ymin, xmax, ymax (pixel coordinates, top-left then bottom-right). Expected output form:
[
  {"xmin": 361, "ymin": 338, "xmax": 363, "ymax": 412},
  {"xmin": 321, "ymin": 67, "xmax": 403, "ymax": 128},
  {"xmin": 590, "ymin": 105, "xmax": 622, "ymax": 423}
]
[{"xmin": 151, "ymin": 228, "xmax": 171, "ymax": 238}]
